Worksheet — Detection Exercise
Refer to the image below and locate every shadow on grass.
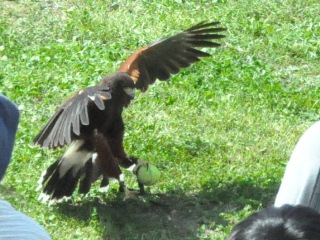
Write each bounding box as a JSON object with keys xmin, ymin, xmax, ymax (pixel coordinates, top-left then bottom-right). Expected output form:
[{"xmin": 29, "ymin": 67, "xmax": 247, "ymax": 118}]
[{"xmin": 55, "ymin": 178, "xmax": 279, "ymax": 240}]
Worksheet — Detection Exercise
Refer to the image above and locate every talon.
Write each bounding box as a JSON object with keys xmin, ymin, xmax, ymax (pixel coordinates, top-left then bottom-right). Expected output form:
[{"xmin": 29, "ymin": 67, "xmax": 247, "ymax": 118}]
[{"xmin": 123, "ymin": 187, "xmax": 139, "ymax": 200}]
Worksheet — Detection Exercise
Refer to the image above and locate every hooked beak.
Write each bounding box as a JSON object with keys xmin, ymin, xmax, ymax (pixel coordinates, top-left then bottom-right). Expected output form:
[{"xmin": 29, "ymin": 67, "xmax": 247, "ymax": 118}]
[{"xmin": 124, "ymin": 87, "xmax": 136, "ymax": 98}]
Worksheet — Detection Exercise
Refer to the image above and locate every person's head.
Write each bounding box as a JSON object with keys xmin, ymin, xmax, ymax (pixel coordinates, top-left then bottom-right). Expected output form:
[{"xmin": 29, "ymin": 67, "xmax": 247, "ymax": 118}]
[
  {"xmin": 227, "ymin": 205, "xmax": 320, "ymax": 240},
  {"xmin": 0, "ymin": 95, "xmax": 19, "ymax": 181}
]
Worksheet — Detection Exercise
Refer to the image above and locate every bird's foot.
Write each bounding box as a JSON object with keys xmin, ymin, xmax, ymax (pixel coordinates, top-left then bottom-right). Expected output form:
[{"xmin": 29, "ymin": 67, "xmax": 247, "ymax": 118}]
[
  {"xmin": 122, "ymin": 187, "xmax": 140, "ymax": 200},
  {"xmin": 119, "ymin": 182, "xmax": 139, "ymax": 200}
]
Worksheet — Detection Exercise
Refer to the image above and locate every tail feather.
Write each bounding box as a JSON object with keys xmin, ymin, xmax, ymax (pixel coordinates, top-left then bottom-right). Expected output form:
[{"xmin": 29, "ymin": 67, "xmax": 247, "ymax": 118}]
[
  {"xmin": 39, "ymin": 158, "xmax": 85, "ymax": 200},
  {"xmin": 38, "ymin": 132, "xmax": 129, "ymax": 202},
  {"xmin": 38, "ymin": 139, "xmax": 101, "ymax": 202},
  {"xmin": 43, "ymin": 167, "xmax": 81, "ymax": 199}
]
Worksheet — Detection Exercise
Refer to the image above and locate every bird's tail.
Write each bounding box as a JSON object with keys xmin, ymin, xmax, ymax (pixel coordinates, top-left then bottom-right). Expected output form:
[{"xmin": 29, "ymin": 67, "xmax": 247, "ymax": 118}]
[{"xmin": 37, "ymin": 139, "xmax": 105, "ymax": 203}]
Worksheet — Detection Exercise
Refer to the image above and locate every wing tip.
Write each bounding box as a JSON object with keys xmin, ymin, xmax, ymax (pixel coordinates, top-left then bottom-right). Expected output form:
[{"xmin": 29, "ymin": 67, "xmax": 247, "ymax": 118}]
[{"xmin": 187, "ymin": 20, "xmax": 224, "ymax": 31}]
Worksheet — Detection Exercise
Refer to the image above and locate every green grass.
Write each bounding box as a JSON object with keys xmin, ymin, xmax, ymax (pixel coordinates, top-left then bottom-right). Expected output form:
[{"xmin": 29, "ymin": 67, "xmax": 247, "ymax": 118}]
[{"xmin": 1, "ymin": 0, "xmax": 320, "ymax": 239}]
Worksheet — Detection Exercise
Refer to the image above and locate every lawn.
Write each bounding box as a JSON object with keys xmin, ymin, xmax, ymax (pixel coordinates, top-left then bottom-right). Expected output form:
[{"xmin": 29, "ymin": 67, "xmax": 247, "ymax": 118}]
[{"xmin": 0, "ymin": 0, "xmax": 319, "ymax": 239}]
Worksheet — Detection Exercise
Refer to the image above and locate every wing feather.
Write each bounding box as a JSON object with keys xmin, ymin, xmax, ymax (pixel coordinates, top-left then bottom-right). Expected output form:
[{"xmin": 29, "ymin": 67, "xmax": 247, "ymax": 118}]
[
  {"xmin": 118, "ymin": 21, "xmax": 226, "ymax": 91},
  {"xmin": 79, "ymin": 97, "xmax": 90, "ymax": 126},
  {"xmin": 34, "ymin": 86, "xmax": 111, "ymax": 149},
  {"xmin": 71, "ymin": 100, "xmax": 81, "ymax": 136},
  {"xmin": 93, "ymin": 93, "xmax": 105, "ymax": 110}
]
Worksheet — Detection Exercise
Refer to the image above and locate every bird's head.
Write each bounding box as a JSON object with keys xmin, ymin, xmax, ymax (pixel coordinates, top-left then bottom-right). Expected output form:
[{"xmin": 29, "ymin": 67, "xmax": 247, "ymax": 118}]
[{"xmin": 100, "ymin": 72, "xmax": 136, "ymax": 104}]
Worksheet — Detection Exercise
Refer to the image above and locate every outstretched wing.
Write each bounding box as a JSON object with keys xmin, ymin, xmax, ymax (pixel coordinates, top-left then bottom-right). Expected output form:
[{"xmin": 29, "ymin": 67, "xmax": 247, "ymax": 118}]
[
  {"xmin": 118, "ymin": 21, "xmax": 226, "ymax": 91},
  {"xmin": 34, "ymin": 85, "xmax": 111, "ymax": 149}
]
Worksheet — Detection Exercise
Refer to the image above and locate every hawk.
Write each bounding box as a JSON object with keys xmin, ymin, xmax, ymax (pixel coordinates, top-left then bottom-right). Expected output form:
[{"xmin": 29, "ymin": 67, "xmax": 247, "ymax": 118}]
[{"xmin": 34, "ymin": 21, "xmax": 226, "ymax": 202}]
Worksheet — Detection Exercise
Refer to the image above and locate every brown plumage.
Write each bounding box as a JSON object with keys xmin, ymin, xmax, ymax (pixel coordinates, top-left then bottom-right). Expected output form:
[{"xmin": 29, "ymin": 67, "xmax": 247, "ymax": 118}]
[
  {"xmin": 34, "ymin": 21, "xmax": 226, "ymax": 202},
  {"xmin": 118, "ymin": 21, "xmax": 225, "ymax": 91}
]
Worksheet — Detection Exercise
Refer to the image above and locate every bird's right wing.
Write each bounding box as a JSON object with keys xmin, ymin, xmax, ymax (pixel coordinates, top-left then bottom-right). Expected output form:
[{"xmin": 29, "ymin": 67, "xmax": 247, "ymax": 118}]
[{"xmin": 34, "ymin": 85, "xmax": 112, "ymax": 149}]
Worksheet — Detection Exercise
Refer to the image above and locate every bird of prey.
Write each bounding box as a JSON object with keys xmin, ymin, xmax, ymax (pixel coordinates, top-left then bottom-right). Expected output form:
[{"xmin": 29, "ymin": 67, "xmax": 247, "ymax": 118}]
[{"xmin": 34, "ymin": 21, "xmax": 226, "ymax": 202}]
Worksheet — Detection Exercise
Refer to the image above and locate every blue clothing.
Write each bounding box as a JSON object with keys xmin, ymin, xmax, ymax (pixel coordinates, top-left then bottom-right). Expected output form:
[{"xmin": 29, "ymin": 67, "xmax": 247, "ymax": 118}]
[
  {"xmin": 0, "ymin": 94, "xmax": 19, "ymax": 181},
  {"xmin": 0, "ymin": 200, "xmax": 51, "ymax": 240},
  {"xmin": 0, "ymin": 95, "xmax": 51, "ymax": 239}
]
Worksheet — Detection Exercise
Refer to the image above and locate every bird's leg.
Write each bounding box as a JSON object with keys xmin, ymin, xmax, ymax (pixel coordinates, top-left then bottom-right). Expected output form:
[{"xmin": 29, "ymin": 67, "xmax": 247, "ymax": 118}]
[
  {"xmin": 105, "ymin": 126, "xmax": 146, "ymax": 195},
  {"xmin": 116, "ymin": 157, "xmax": 147, "ymax": 196},
  {"xmin": 119, "ymin": 181, "xmax": 126, "ymax": 192},
  {"xmin": 131, "ymin": 158, "xmax": 149, "ymax": 195},
  {"xmin": 138, "ymin": 181, "xmax": 145, "ymax": 195},
  {"xmin": 92, "ymin": 130, "xmax": 134, "ymax": 198},
  {"xmin": 118, "ymin": 175, "xmax": 140, "ymax": 200},
  {"xmin": 106, "ymin": 126, "xmax": 143, "ymax": 192},
  {"xmin": 117, "ymin": 172, "xmax": 126, "ymax": 193}
]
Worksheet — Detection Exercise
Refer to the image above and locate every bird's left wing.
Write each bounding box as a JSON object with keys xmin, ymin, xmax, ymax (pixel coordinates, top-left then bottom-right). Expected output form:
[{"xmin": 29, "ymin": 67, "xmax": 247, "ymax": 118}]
[
  {"xmin": 117, "ymin": 21, "xmax": 226, "ymax": 91},
  {"xmin": 34, "ymin": 85, "xmax": 111, "ymax": 149}
]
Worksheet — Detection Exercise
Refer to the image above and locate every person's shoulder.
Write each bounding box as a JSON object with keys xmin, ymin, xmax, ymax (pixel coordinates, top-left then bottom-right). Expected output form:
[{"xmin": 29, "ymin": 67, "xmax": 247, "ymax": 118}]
[{"xmin": 0, "ymin": 94, "xmax": 20, "ymax": 125}]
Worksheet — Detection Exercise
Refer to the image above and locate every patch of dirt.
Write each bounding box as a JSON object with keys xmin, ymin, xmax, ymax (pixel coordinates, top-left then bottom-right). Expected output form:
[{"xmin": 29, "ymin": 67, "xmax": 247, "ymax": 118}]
[
  {"xmin": 55, "ymin": 192, "xmax": 230, "ymax": 240},
  {"xmin": 54, "ymin": 179, "xmax": 278, "ymax": 239}
]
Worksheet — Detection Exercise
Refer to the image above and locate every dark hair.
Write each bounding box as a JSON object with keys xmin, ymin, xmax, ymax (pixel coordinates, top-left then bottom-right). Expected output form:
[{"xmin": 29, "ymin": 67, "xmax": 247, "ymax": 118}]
[{"xmin": 227, "ymin": 205, "xmax": 320, "ymax": 240}]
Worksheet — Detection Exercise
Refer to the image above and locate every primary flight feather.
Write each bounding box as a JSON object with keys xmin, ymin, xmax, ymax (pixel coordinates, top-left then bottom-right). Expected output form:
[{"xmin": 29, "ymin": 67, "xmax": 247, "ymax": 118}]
[{"xmin": 34, "ymin": 21, "xmax": 226, "ymax": 202}]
